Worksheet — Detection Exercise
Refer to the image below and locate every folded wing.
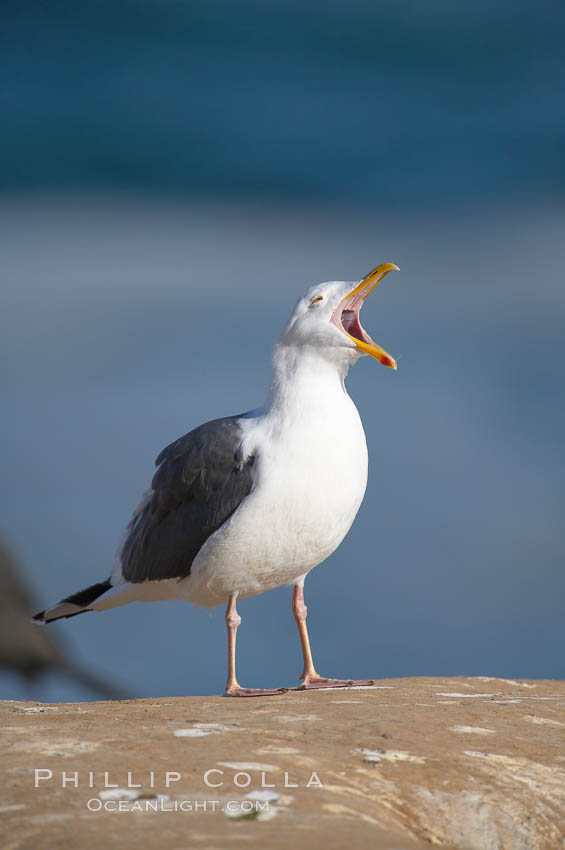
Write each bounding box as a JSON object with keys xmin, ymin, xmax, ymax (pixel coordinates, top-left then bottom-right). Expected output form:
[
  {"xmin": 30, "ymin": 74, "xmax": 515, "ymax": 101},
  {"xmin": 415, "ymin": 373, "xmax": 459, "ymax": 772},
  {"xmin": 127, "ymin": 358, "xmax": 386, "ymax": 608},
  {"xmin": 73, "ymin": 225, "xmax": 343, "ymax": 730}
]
[{"xmin": 120, "ymin": 416, "xmax": 256, "ymax": 583}]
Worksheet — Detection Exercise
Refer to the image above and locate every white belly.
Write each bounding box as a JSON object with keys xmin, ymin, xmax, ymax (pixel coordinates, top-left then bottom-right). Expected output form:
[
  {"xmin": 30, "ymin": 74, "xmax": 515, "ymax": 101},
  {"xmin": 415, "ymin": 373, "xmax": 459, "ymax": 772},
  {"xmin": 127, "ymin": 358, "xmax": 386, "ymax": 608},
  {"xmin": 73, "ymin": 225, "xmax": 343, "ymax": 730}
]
[{"xmin": 184, "ymin": 393, "xmax": 368, "ymax": 607}]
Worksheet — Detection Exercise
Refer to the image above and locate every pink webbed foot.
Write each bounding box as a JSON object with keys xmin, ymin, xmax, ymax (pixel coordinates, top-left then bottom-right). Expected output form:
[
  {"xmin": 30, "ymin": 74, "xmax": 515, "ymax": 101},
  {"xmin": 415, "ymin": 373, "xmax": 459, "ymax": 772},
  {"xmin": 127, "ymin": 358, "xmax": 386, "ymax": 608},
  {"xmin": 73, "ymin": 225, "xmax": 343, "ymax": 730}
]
[
  {"xmin": 224, "ymin": 686, "xmax": 288, "ymax": 698},
  {"xmin": 290, "ymin": 586, "xmax": 377, "ymax": 693},
  {"xmin": 297, "ymin": 676, "xmax": 376, "ymax": 690}
]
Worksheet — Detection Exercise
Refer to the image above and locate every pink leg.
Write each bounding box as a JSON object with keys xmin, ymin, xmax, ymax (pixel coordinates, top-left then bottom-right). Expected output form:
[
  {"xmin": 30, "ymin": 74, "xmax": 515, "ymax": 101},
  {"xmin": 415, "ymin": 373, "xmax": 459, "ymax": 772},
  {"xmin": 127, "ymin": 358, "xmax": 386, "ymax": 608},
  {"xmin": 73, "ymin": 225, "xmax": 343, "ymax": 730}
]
[
  {"xmin": 223, "ymin": 593, "xmax": 287, "ymax": 698},
  {"xmin": 292, "ymin": 584, "xmax": 376, "ymax": 690}
]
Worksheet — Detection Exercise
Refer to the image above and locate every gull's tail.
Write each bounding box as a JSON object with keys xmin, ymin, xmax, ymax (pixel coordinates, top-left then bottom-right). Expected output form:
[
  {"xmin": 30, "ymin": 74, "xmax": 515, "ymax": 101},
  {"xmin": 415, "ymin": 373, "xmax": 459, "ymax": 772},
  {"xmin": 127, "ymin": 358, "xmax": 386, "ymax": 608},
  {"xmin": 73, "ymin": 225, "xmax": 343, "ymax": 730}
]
[{"xmin": 32, "ymin": 579, "xmax": 113, "ymax": 623}]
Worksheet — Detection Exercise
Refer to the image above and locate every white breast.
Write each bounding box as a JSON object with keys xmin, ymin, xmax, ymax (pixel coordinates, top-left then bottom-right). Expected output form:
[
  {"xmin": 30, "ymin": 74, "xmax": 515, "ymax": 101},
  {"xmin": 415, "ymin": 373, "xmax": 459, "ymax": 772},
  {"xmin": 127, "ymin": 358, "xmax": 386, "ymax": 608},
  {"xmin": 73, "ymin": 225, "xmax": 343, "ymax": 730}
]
[{"xmin": 186, "ymin": 370, "xmax": 368, "ymax": 608}]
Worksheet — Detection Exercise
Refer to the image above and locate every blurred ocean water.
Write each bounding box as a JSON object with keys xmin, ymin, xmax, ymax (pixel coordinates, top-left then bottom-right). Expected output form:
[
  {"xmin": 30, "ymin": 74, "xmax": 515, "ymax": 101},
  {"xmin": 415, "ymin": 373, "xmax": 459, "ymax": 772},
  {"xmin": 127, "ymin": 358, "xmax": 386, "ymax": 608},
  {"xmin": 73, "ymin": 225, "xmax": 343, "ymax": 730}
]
[
  {"xmin": 2, "ymin": 1, "xmax": 565, "ymax": 207},
  {"xmin": 1, "ymin": 1, "xmax": 564, "ymax": 698}
]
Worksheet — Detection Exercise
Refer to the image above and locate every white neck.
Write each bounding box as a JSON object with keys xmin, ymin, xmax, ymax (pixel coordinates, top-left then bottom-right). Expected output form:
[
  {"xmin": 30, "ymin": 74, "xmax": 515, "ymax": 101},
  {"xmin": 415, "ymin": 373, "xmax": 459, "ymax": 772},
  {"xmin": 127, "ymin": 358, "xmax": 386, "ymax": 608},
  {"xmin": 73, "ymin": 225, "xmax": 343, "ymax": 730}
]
[{"xmin": 267, "ymin": 342, "xmax": 357, "ymax": 421}]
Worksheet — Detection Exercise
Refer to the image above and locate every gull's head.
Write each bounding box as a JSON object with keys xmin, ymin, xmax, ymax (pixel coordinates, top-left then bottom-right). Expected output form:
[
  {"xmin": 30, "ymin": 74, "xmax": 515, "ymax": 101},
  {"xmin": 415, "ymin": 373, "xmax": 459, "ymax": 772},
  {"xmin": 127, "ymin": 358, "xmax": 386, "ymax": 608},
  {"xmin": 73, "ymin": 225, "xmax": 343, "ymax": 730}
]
[{"xmin": 279, "ymin": 263, "xmax": 399, "ymax": 371}]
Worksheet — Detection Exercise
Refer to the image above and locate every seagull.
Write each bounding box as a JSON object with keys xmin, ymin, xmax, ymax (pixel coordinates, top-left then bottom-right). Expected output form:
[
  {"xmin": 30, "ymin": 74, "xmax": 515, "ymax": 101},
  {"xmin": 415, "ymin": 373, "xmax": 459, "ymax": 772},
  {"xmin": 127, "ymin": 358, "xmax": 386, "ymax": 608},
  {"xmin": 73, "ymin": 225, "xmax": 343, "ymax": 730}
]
[{"xmin": 34, "ymin": 263, "xmax": 399, "ymax": 697}]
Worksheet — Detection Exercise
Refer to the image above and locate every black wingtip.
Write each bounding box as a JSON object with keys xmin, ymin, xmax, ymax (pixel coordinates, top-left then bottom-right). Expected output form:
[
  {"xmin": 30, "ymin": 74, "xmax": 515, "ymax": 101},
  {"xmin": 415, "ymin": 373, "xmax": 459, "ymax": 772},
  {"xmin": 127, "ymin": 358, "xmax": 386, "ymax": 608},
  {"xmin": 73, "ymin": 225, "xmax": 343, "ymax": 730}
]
[
  {"xmin": 32, "ymin": 610, "xmax": 46, "ymax": 622},
  {"xmin": 62, "ymin": 579, "xmax": 112, "ymax": 608}
]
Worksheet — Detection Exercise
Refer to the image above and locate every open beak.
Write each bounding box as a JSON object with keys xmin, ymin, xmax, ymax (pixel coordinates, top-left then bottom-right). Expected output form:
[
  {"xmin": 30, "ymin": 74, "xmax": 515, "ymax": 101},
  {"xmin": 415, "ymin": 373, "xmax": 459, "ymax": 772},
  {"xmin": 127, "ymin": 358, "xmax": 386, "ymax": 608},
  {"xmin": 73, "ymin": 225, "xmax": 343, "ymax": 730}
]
[{"xmin": 330, "ymin": 262, "xmax": 399, "ymax": 369}]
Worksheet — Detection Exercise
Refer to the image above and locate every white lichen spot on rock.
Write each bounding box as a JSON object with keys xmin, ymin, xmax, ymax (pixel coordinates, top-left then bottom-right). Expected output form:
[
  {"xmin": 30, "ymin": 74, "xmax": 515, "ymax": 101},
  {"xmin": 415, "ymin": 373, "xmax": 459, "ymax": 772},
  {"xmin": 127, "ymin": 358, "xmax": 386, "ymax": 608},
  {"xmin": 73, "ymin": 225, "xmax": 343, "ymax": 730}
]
[
  {"xmin": 217, "ymin": 761, "xmax": 279, "ymax": 772},
  {"xmin": 245, "ymin": 790, "xmax": 281, "ymax": 803},
  {"xmin": 275, "ymin": 714, "xmax": 320, "ymax": 723},
  {"xmin": 174, "ymin": 721, "xmax": 242, "ymax": 737},
  {"xmin": 358, "ymin": 748, "xmax": 426, "ymax": 765},
  {"xmin": 174, "ymin": 728, "xmax": 211, "ymax": 737},
  {"xmin": 451, "ymin": 726, "xmax": 495, "ymax": 735},
  {"xmin": 99, "ymin": 788, "xmax": 140, "ymax": 802},
  {"xmin": 471, "ymin": 677, "xmax": 536, "ymax": 688},
  {"xmin": 315, "ymin": 685, "xmax": 392, "ymax": 691},
  {"xmin": 523, "ymin": 715, "xmax": 565, "ymax": 727},
  {"xmin": 436, "ymin": 693, "xmax": 499, "ymax": 699}
]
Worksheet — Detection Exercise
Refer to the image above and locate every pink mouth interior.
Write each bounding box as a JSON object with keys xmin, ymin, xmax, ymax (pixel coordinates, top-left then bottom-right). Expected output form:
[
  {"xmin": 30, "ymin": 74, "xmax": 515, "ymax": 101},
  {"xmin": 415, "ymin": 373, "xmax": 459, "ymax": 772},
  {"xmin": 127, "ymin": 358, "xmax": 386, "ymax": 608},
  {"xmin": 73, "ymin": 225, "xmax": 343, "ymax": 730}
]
[
  {"xmin": 331, "ymin": 288, "xmax": 373, "ymax": 344},
  {"xmin": 341, "ymin": 309, "xmax": 369, "ymax": 342}
]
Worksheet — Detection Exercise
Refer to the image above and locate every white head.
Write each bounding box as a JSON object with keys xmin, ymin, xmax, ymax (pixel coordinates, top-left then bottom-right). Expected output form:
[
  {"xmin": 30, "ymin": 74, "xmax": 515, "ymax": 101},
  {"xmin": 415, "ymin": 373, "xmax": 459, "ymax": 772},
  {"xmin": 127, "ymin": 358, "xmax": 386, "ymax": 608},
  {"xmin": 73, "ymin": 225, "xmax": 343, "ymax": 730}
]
[{"xmin": 277, "ymin": 263, "xmax": 399, "ymax": 374}]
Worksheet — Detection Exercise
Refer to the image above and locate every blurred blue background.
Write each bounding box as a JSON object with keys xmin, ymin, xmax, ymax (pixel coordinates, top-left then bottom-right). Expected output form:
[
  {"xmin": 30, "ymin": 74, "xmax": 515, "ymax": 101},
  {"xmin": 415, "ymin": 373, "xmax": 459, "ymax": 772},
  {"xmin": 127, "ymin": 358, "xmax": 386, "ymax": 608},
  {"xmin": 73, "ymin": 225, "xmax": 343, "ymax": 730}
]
[{"xmin": 1, "ymin": 0, "xmax": 564, "ymax": 700}]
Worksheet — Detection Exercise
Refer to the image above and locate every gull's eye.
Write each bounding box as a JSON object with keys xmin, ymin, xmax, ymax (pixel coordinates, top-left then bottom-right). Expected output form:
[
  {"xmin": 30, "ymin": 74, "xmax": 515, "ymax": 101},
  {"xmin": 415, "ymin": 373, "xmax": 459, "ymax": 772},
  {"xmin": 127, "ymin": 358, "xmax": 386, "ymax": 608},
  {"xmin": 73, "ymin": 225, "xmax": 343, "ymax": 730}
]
[{"xmin": 310, "ymin": 295, "xmax": 323, "ymax": 305}]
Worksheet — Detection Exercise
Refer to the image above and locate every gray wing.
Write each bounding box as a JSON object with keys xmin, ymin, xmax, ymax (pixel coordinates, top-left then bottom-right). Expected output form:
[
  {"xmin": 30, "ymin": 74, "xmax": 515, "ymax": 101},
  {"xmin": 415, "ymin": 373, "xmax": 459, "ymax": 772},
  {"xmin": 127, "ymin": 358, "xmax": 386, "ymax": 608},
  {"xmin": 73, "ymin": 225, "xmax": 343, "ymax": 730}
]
[{"xmin": 120, "ymin": 416, "xmax": 256, "ymax": 583}]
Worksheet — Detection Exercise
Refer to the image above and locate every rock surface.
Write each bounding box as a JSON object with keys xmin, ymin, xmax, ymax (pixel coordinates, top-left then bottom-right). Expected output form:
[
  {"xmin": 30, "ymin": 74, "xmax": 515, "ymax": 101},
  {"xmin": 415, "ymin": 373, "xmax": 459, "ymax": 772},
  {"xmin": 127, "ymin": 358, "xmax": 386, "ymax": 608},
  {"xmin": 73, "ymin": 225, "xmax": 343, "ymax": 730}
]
[{"xmin": 2, "ymin": 677, "xmax": 565, "ymax": 849}]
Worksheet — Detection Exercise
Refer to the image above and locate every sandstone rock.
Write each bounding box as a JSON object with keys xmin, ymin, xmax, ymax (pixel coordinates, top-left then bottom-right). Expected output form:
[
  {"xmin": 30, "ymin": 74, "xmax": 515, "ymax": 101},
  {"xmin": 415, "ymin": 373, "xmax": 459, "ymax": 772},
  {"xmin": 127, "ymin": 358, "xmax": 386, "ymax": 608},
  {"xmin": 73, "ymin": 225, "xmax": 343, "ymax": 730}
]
[{"xmin": 2, "ymin": 677, "xmax": 564, "ymax": 849}]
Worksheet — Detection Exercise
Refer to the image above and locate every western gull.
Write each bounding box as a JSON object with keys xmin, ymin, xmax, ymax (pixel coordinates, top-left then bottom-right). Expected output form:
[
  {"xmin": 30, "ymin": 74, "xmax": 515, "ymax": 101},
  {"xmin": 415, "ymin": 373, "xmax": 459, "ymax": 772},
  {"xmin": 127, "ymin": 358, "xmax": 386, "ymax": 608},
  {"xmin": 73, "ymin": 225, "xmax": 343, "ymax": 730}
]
[{"xmin": 34, "ymin": 263, "xmax": 399, "ymax": 697}]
